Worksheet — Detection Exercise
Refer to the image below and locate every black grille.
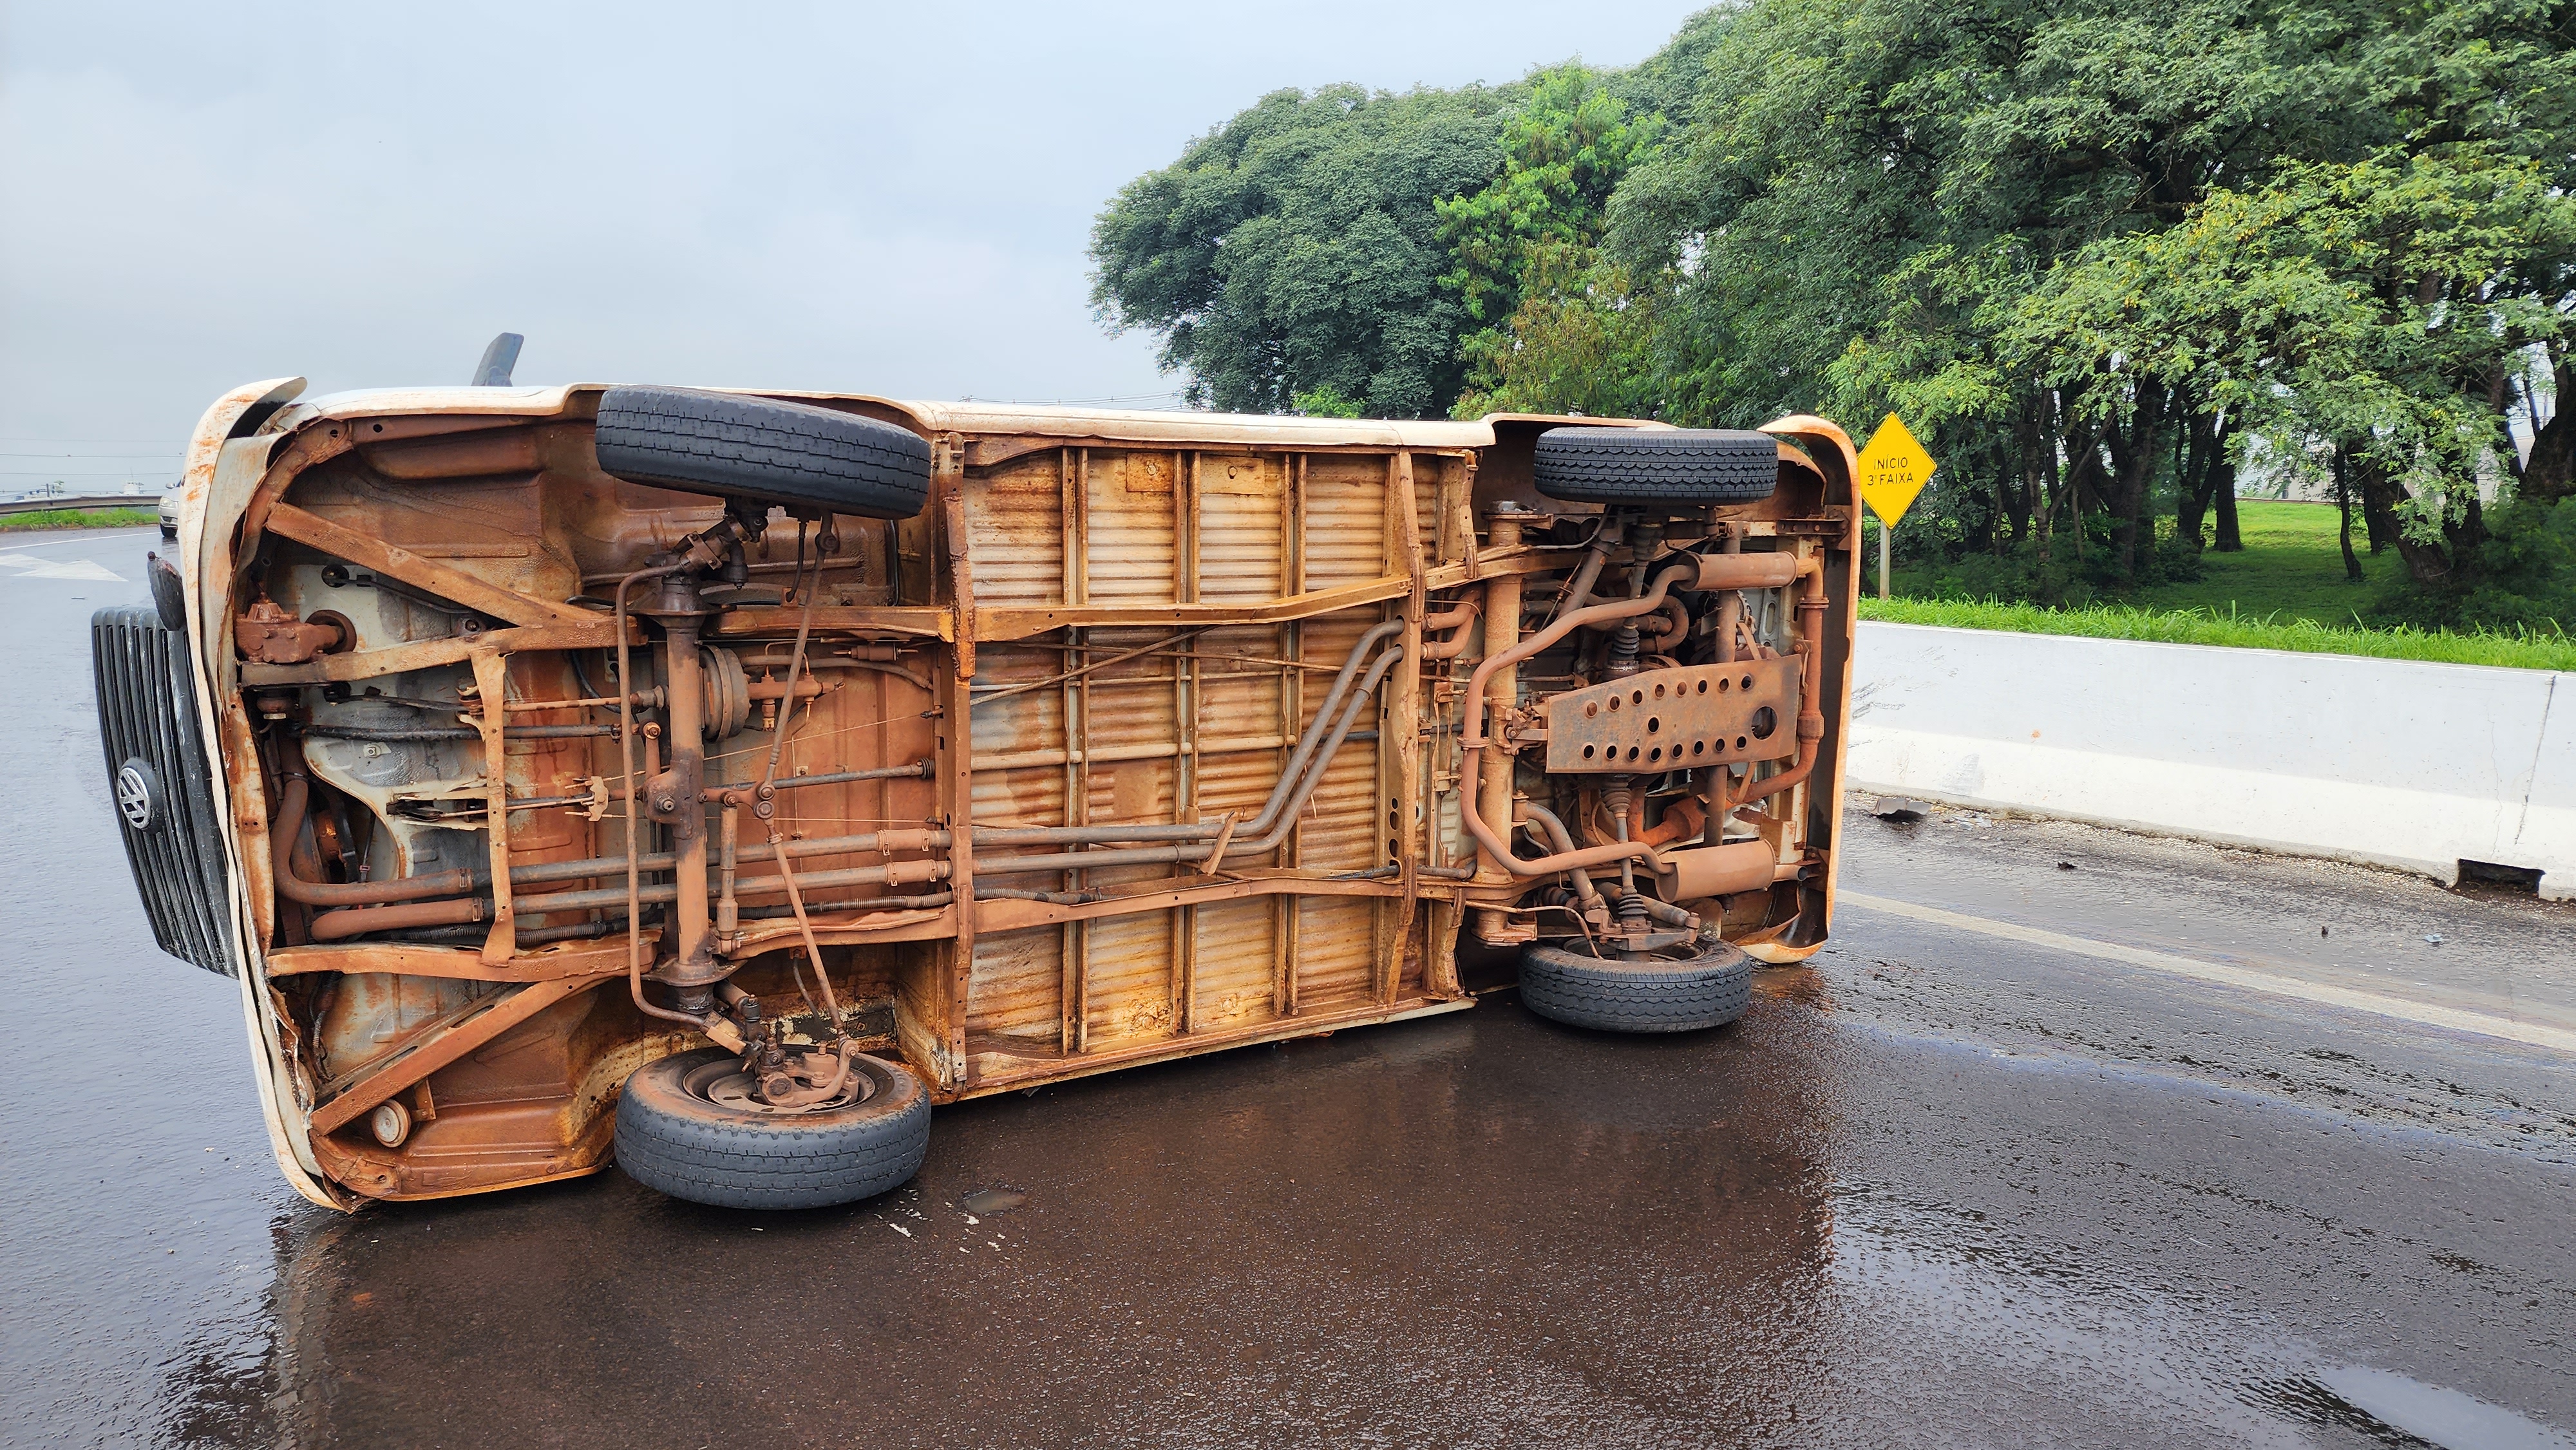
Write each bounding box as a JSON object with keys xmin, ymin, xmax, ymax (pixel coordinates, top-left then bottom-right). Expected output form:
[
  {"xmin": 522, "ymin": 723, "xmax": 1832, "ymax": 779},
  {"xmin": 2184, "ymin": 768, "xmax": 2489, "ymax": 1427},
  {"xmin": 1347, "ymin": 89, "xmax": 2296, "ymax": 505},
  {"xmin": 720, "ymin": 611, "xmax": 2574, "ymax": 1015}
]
[{"xmin": 91, "ymin": 605, "xmax": 240, "ymax": 977}]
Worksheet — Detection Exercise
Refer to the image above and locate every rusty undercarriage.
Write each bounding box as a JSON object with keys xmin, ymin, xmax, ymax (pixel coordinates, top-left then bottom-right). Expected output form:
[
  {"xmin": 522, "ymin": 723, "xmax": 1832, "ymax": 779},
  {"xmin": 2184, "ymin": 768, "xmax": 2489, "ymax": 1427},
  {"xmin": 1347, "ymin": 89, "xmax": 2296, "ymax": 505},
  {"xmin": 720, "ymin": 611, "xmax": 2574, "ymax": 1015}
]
[{"xmin": 100, "ymin": 374, "xmax": 1859, "ymax": 1210}]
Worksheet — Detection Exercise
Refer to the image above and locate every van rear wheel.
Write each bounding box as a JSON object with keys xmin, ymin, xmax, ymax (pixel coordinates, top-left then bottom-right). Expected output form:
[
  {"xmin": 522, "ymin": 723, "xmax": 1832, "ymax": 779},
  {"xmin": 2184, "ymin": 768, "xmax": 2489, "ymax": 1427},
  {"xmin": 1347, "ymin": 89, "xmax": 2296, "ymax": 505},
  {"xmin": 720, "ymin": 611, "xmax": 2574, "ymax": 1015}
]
[
  {"xmin": 1517, "ymin": 939, "xmax": 1754, "ymax": 1033},
  {"xmin": 614, "ymin": 1047, "xmax": 929, "ymax": 1209}
]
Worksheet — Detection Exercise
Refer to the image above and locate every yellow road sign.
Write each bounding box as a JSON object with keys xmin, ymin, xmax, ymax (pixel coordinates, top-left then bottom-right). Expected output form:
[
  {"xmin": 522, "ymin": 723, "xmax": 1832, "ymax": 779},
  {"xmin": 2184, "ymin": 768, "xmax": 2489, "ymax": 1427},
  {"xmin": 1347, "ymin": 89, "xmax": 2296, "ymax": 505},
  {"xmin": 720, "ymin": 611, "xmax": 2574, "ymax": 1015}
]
[{"xmin": 1856, "ymin": 414, "xmax": 1936, "ymax": 527}]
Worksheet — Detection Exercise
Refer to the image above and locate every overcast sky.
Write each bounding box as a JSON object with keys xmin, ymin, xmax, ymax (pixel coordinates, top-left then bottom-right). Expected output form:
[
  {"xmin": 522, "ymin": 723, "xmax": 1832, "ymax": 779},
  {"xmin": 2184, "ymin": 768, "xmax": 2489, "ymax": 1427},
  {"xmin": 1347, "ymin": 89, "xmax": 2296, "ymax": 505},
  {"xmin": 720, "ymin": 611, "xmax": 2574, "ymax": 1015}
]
[{"xmin": 0, "ymin": 2, "xmax": 1698, "ymax": 491}]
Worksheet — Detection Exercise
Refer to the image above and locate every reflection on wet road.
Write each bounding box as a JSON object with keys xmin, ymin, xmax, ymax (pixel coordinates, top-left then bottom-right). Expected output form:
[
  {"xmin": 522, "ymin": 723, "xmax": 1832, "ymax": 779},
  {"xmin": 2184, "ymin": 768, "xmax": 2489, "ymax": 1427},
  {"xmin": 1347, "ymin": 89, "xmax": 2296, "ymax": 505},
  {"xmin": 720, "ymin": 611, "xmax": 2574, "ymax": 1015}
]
[{"xmin": 5, "ymin": 528, "xmax": 2571, "ymax": 1448}]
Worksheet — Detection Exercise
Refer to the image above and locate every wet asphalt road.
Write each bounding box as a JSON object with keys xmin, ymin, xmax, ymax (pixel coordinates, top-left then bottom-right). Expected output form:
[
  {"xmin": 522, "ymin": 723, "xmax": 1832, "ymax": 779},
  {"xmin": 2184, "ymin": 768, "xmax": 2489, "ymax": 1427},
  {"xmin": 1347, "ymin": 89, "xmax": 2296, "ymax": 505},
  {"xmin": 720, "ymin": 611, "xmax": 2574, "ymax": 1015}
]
[{"xmin": 4, "ymin": 527, "xmax": 2572, "ymax": 1449}]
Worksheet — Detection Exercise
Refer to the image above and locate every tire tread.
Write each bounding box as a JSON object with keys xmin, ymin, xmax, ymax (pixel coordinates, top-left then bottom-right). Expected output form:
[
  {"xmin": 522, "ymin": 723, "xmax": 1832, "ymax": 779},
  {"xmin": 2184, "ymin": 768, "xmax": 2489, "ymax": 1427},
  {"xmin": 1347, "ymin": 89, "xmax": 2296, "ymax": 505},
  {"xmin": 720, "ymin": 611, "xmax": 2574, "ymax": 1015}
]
[
  {"xmin": 594, "ymin": 386, "xmax": 933, "ymax": 521},
  {"xmin": 614, "ymin": 1049, "xmax": 930, "ymax": 1209},
  {"xmin": 1533, "ymin": 428, "xmax": 1779, "ymax": 504},
  {"xmin": 1518, "ymin": 941, "xmax": 1754, "ymax": 1033}
]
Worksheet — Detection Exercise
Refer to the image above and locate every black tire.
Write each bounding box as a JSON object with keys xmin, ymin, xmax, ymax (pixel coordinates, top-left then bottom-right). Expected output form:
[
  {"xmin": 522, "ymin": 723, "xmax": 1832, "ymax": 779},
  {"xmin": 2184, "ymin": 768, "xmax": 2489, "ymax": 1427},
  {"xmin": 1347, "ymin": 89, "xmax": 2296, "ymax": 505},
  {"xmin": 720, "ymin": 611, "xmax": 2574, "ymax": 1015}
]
[
  {"xmin": 1518, "ymin": 939, "xmax": 1753, "ymax": 1033},
  {"xmin": 614, "ymin": 1048, "xmax": 930, "ymax": 1209},
  {"xmin": 594, "ymin": 385, "xmax": 934, "ymax": 521},
  {"xmin": 1533, "ymin": 428, "xmax": 1778, "ymax": 505}
]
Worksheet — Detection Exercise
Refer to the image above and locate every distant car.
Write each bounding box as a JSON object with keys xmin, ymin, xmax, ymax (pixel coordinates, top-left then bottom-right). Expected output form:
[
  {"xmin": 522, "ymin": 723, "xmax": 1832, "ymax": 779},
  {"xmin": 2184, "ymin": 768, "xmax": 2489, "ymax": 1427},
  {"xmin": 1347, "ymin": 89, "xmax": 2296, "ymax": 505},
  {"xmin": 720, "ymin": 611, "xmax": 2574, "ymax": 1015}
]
[{"xmin": 158, "ymin": 486, "xmax": 181, "ymax": 540}]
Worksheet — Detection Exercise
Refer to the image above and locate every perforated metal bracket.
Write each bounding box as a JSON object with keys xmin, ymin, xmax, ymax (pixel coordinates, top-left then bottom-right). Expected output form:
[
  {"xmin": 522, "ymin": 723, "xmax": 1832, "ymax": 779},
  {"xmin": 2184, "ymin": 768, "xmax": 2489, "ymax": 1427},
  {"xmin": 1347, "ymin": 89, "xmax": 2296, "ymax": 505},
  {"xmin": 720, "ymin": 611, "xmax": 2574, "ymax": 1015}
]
[{"xmin": 1541, "ymin": 657, "xmax": 1802, "ymax": 773}]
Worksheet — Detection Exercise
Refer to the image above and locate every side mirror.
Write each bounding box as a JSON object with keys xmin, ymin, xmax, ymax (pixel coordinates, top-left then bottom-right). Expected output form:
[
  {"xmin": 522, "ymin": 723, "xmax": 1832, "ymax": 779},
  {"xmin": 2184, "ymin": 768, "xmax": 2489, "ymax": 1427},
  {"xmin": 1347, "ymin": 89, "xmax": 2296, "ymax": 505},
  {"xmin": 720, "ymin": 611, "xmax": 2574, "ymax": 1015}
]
[
  {"xmin": 146, "ymin": 551, "xmax": 187, "ymax": 633},
  {"xmin": 470, "ymin": 332, "xmax": 524, "ymax": 387}
]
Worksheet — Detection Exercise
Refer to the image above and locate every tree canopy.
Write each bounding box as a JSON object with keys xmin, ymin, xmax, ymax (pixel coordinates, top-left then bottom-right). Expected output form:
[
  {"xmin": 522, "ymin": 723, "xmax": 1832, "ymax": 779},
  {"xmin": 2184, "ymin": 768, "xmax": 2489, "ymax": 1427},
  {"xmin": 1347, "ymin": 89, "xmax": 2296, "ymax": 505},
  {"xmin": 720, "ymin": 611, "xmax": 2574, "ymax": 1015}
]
[
  {"xmin": 1088, "ymin": 84, "xmax": 1512, "ymax": 419},
  {"xmin": 1089, "ymin": 0, "xmax": 2573, "ymax": 626}
]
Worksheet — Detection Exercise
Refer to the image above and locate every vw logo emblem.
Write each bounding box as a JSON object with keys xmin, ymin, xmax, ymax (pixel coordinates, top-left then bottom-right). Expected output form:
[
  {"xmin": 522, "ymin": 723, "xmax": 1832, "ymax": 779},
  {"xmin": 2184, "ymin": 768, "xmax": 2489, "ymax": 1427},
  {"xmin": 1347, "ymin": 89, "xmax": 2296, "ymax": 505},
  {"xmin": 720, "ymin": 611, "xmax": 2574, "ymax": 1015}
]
[{"xmin": 116, "ymin": 758, "xmax": 161, "ymax": 832}]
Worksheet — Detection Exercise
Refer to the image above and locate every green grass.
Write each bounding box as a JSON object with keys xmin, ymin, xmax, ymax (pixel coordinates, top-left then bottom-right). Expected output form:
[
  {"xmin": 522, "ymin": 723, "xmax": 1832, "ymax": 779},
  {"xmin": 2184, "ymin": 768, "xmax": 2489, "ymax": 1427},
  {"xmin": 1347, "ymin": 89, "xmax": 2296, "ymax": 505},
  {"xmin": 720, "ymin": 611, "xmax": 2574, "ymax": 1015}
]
[
  {"xmin": 1870, "ymin": 498, "xmax": 2571, "ymax": 668},
  {"xmin": 1860, "ymin": 595, "xmax": 2575, "ymax": 671},
  {"xmin": 0, "ymin": 507, "xmax": 157, "ymax": 532},
  {"xmin": 2130, "ymin": 499, "xmax": 2401, "ymax": 623}
]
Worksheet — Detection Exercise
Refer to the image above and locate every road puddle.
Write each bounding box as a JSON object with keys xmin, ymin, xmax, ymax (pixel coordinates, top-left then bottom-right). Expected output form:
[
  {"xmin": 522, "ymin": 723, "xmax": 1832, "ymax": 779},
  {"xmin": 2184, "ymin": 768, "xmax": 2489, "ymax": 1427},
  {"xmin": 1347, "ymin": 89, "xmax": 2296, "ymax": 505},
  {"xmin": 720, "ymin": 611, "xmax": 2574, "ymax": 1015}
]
[{"xmin": 960, "ymin": 1186, "xmax": 1027, "ymax": 1215}]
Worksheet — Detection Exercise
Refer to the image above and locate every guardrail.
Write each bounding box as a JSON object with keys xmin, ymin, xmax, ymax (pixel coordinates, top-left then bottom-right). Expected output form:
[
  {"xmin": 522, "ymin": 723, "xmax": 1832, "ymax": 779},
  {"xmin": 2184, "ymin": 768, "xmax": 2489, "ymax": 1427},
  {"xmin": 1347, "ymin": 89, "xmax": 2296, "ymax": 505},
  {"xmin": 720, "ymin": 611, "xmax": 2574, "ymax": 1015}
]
[
  {"xmin": 0, "ymin": 494, "xmax": 158, "ymax": 517},
  {"xmin": 1848, "ymin": 621, "xmax": 2572, "ymax": 899}
]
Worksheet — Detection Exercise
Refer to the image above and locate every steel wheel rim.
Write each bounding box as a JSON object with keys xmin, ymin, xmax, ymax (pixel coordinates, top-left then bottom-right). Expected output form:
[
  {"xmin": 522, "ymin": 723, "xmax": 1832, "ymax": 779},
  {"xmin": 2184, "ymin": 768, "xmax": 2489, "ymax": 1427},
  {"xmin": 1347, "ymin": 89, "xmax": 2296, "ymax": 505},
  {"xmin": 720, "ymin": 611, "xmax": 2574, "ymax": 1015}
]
[{"xmin": 679, "ymin": 1054, "xmax": 875, "ymax": 1116}]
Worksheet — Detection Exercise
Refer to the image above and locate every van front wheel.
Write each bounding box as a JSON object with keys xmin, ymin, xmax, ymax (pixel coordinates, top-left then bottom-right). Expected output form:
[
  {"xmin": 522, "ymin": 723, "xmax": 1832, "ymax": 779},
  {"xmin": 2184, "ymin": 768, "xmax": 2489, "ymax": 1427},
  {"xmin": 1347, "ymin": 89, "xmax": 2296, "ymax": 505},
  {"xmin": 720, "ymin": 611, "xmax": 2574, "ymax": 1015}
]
[{"xmin": 614, "ymin": 1047, "xmax": 929, "ymax": 1209}]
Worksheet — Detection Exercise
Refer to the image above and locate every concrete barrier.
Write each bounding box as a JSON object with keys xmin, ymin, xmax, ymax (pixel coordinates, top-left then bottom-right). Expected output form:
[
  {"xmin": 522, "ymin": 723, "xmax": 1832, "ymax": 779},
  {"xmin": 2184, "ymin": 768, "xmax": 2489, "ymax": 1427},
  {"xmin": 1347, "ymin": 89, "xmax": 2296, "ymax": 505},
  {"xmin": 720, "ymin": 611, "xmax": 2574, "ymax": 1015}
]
[{"xmin": 1847, "ymin": 621, "xmax": 2573, "ymax": 899}]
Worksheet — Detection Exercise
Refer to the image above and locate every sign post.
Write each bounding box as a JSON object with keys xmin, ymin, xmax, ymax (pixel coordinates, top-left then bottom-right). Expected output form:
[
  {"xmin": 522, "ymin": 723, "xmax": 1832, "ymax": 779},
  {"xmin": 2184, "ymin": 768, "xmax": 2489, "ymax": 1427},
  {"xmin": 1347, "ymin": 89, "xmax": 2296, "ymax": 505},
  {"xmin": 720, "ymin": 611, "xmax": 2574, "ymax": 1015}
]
[
  {"xmin": 1880, "ymin": 513, "xmax": 1891, "ymax": 601},
  {"xmin": 1855, "ymin": 414, "xmax": 1937, "ymax": 599}
]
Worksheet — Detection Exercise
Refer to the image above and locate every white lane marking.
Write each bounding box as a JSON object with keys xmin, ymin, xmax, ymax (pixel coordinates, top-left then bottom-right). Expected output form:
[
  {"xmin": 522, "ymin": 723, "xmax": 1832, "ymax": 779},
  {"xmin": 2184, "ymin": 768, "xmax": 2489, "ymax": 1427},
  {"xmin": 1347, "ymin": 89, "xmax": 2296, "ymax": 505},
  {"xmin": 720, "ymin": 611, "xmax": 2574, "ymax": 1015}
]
[
  {"xmin": 2314, "ymin": 1364, "xmax": 2576, "ymax": 1450},
  {"xmin": 0, "ymin": 554, "xmax": 33, "ymax": 569},
  {"xmin": 1839, "ymin": 890, "xmax": 2576, "ymax": 1054},
  {"xmin": 15, "ymin": 559, "xmax": 124, "ymax": 581}
]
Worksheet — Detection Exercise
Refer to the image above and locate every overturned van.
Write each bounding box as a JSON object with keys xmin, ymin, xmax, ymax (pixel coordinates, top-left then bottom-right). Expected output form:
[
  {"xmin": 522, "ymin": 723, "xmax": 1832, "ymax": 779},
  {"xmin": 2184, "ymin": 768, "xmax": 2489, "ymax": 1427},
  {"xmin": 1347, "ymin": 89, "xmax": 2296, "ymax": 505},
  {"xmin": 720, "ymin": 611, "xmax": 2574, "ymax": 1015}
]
[{"xmin": 97, "ymin": 375, "xmax": 1861, "ymax": 1210}]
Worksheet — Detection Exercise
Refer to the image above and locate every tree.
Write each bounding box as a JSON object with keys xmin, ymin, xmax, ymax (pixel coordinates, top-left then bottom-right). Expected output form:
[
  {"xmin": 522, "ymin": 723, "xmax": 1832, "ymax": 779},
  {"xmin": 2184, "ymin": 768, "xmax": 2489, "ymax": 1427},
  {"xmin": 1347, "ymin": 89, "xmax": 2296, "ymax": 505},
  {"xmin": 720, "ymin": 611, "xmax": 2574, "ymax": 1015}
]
[
  {"xmin": 2016, "ymin": 147, "xmax": 2576, "ymax": 589},
  {"xmin": 1435, "ymin": 65, "xmax": 1656, "ymax": 370},
  {"xmin": 1088, "ymin": 84, "xmax": 1513, "ymax": 418},
  {"xmin": 1291, "ymin": 383, "xmax": 1366, "ymax": 418},
  {"xmin": 1693, "ymin": 0, "xmax": 2353, "ymax": 581},
  {"xmin": 1450, "ymin": 241, "xmax": 1670, "ymax": 419}
]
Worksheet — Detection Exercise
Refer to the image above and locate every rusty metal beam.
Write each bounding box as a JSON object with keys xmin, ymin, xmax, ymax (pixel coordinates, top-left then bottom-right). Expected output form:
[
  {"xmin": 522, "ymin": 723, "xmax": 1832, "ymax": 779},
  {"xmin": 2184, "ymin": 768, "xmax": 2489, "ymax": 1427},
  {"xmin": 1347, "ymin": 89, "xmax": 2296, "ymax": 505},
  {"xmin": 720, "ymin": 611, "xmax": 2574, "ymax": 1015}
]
[
  {"xmin": 238, "ymin": 619, "xmax": 629, "ymax": 686},
  {"xmin": 469, "ymin": 648, "xmax": 519, "ymax": 963},
  {"xmin": 939, "ymin": 583, "xmax": 979, "ymax": 1086},
  {"xmin": 265, "ymin": 941, "xmax": 642, "ymax": 982},
  {"xmin": 960, "ymin": 994, "xmax": 1476, "ymax": 1098},
  {"xmin": 974, "ymin": 573, "xmax": 1414, "ymax": 640},
  {"xmin": 704, "ymin": 605, "xmax": 950, "ymax": 639},
  {"xmin": 936, "ymin": 436, "xmax": 977, "ymax": 682},
  {"xmin": 974, "ymin": 871, "xmax": 1406, "ymax": 935},
  {"xmin": 306, "ymin": 972, "xmax": 616, "ymax": 1136},
  {"xmin": 728, "ymin": 902, "xmax": 957, "ymax": 955},
  {"xmin": 1387, "ymin": 453, "xmax": 1426, "ymax": 1004},
  {"xmin": 1428, "ymin": 545, "xmax": 1586, "ymax": 594},
  {"xmin": 261, "ymin": 502, "xmax": 596, "ymax": 629}
]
